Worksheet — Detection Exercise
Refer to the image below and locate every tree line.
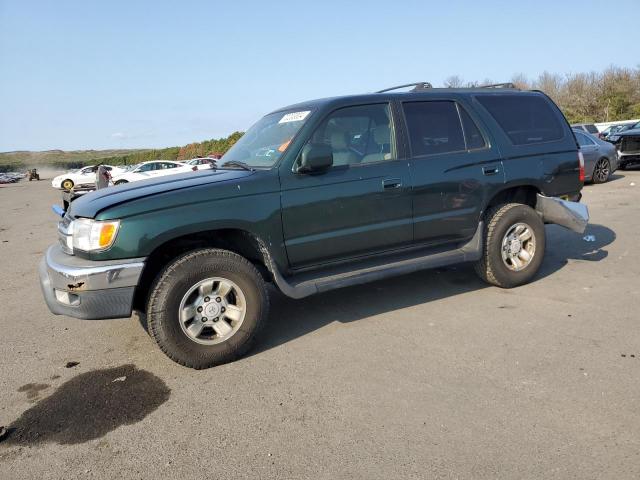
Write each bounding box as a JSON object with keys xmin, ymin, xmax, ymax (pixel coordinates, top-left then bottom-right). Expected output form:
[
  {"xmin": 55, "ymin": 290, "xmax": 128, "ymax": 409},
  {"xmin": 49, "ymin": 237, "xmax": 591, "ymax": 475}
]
[{"xmin": 445, "ymin": 65, "xmax": 640, "ymax": 124}]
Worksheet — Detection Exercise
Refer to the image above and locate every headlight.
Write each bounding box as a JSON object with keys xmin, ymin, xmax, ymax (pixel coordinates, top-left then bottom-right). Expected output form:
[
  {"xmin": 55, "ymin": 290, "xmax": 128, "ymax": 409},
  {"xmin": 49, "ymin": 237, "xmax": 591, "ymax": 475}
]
[{"xmin": 71, "ymin": 218, "xmax": 120, "ymax": 252}]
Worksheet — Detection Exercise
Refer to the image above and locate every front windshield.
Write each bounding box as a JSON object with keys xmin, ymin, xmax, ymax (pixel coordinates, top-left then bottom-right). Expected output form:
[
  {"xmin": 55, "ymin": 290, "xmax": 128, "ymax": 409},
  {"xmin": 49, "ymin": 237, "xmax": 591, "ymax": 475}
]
[
  {"xmin": 221, "ymin": 109, "xmax": 312, "ymax": 167},
  {"xmin": 125, "ymin": 163, "xmax": 141, "ymax": 171}
]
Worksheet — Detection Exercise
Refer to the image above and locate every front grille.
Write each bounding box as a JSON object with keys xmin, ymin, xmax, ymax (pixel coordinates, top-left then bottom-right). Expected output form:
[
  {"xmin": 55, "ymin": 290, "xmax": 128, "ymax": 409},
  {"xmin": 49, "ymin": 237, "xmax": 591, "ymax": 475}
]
[
  {"xmin": 621, "ymin": 136, "xmax": 640, "ymax": 154},
  {"xmin": 57, "ymin": 215, "xmax": 74, "ymax": 254}
]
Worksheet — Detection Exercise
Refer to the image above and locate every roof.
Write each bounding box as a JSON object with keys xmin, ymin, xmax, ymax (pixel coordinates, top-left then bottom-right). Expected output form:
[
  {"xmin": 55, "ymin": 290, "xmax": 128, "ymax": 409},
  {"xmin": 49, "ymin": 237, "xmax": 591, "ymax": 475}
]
[{"xmin": 271, "ymin": 86, "xmax": 538, "ymax": 115}]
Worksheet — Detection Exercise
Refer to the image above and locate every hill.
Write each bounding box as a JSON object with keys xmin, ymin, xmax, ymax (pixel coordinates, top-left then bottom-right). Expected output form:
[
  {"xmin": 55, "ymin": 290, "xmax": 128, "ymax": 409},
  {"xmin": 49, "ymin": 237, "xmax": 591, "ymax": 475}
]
[{"xmin": 0, "ymin": 131, "xmax": 244, "ymax": 172}]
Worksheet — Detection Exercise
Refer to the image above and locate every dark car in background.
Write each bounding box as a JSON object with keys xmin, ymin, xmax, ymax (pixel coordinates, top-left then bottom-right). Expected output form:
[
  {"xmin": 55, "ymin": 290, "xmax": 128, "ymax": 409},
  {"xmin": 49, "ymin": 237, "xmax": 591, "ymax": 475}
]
[
  {"xmin": 605, "ymin": 122, "xmax": 639, "ymax": 140},
  {"xmin": 609, "ymin": 124, "xmax": 640, "ymax": 169},
  {"xmin": 573, "ymin": 129, "xmax": 618, "ymax": 183}
]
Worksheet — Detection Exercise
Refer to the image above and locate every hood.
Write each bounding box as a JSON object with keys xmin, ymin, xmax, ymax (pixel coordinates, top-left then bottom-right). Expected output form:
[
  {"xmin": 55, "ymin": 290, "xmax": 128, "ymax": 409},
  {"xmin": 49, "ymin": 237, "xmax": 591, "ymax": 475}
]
[
  {"xmin": 619, "ymin": 128, "xmax": 640, "ymax": 137},
  {"xmin": 68, "ymin": 169, "xmax": 254, "ymax": 218}
]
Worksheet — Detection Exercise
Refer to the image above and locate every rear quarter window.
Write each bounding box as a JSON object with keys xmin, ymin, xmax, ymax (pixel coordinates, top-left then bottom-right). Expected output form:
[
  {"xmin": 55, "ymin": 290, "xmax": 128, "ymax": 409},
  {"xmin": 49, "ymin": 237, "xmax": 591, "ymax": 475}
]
[{"xmin": 476, "ymin": 94, "xmax": 564, "ymax": 145}]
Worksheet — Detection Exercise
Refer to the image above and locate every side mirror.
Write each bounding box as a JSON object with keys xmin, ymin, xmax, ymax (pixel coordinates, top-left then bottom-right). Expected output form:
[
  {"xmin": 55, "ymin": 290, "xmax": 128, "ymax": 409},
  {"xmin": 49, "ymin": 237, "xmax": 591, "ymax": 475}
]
[{"xmin": 298, "ymin": 144, "xmax": 333, "ymax": 173}]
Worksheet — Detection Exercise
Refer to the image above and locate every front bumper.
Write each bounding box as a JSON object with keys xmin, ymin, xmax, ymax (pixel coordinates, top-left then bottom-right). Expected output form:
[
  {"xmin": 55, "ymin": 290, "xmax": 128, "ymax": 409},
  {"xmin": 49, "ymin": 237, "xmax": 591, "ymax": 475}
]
[
  {"xmin": 39, "ymin": 244, "xmax": 145, "ymax": 320},
  {"xmin": 536, "ymin": 194, "xmax": 589, "ymax": 234}
]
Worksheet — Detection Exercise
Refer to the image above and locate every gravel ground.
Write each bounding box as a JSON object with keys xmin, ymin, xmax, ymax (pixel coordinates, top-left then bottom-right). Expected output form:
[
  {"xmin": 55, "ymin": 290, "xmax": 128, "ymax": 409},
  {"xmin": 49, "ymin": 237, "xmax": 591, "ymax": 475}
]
[{"xmin": 1, "ymin": 171, "xmax": 639, "ymax": 479}]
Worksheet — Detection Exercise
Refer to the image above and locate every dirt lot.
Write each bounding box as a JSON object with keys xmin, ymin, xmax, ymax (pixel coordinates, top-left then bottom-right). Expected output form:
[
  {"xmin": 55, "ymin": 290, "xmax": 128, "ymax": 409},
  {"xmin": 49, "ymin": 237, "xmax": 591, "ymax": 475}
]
[{"xmin": 1, "ymin": 172, "xmax": 639, "ymax": 479}]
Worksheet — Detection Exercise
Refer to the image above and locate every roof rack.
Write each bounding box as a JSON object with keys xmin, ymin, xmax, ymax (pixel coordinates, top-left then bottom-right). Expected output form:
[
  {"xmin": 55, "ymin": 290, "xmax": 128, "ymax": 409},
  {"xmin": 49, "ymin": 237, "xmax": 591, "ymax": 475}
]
[
  {"xmin": 478, "ymin": 82, "xmax": 517, "ymax": 89},
  {"xmin": 376, "ymin": 82, "xmax": 433, "ymax": 93}
]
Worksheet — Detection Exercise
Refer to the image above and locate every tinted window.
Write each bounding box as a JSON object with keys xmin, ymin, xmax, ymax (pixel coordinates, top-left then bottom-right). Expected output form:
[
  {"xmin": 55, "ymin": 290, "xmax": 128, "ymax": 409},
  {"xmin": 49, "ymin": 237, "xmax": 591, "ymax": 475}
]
[
  {"xmin": 584, "ymin": 124, "xmax": 598, "ymax": 134},
  {"xmin": 575, "ymin": 132, "xmax": 595, "ymax": 147},
  {"xmin": 308, "ymin": 103, "xmax": 395, "ymax": 167},
  {"xmin": 477, "ymin": 94, "xmax": 564, "ymax": 145},
  {"xmin": 138, "ymin": 163, "xmax": 155, "ymax": 172},
  {"xmin": 459, "ymin": 106, "xmax": 487, "ymax": 149},
  {"xmin": 403, "ymin": 101, "xmax": 465, "ymax": 156}
]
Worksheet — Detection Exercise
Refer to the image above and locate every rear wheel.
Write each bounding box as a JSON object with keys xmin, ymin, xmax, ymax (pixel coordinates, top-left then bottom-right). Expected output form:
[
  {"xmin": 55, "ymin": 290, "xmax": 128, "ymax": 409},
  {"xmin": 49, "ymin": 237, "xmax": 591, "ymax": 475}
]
[
  {"xmin": 61, "ymin": 179, "xmax": 74, "ymax": 190},
  {"xmin": 147, "ymin": 249, "xmax": 269, "ymax": 369},
  {"xmin": 592, "ymin": 158, "xmax": 610, "ymax": 184},
  {"xmin": 475, "ymin": 203, "xmax": 545, "ymax": 288}
]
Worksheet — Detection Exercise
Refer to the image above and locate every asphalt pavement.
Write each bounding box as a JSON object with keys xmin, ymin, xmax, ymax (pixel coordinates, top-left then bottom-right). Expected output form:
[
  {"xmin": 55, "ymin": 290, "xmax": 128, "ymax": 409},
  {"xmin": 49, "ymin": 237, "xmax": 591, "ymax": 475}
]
[{"xmin": 1, "ymin": 171, "xmax": 639, "ymax": 479}]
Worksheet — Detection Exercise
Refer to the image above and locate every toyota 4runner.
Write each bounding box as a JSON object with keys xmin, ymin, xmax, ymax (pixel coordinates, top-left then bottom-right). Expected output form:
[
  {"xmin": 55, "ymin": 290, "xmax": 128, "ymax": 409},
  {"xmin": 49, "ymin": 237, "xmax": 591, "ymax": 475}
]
[{"xmin": 39, "ymin": 83, "xmax": 589, "ymax": 369}]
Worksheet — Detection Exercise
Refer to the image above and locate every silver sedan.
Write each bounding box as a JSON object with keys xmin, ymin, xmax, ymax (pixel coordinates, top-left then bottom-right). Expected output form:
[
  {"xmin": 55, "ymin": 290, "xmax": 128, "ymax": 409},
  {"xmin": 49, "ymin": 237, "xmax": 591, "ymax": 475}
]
[{"xmin": 573, "ymin": 129, "xmax": 619, "ymax": 184}]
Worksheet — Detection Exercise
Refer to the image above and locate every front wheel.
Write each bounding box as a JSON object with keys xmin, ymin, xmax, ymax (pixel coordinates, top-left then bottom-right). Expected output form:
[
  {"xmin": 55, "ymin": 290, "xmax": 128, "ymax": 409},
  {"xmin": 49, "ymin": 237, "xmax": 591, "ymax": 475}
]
[
  {"xmin": 61, "ymin": 179, "xmax": 74, "ymax": 190},
  {"xmin": 147, "ymin": 249, "xmax": 269, "ymax": 369},
  {"xmin": 475, "ymin": 203, "xmax": 545, "ymax": 288},
  {"xmin": 592, "ymin": 158, "xmax": 611, "ymax": 184},
  {"xmin": 114, "ymin": 180, "xmax": 128, "ymax": 185}
]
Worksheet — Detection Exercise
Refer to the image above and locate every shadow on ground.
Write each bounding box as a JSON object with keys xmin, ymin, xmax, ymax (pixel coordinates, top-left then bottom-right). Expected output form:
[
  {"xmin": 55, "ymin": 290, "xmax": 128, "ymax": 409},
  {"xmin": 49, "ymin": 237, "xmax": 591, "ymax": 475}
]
[
  {"xmin": 1, "ymin": 365, "xmax": 170, "ymax": 446},
  {"xmin": 251, "ymin": 223, "xmax": 615, "ymax": 356}
]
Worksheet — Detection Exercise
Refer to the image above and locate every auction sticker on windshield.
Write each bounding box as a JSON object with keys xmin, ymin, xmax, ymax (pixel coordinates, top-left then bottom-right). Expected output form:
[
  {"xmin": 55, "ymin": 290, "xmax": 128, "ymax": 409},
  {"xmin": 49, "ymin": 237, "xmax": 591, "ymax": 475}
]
[{"xmin": 279, "ymin": 111, "xmax": 310, "ymax": 123}]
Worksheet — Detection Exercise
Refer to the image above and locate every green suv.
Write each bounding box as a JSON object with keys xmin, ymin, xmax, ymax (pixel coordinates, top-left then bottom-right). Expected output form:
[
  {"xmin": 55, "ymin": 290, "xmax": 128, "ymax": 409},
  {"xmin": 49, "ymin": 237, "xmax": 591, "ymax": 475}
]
[{"xmin": 39, "ymin": 83, "xmax": 589, "ymax": 369}]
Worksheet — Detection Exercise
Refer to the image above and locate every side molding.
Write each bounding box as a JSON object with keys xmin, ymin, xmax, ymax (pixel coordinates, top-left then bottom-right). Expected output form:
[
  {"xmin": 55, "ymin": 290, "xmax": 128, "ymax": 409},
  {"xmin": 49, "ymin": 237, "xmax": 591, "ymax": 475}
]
[{"xmin": 270, "ymin": 222, "xmax": 484, "ymax": 299}]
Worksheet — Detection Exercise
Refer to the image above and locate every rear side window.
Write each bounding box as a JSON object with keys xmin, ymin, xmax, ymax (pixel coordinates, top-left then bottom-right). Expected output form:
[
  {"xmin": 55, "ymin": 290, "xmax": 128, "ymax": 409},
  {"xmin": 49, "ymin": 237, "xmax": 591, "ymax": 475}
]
[
  {"xmin": 402, "ymin": 101, "xmax": 465, "ymax": 156},
  {"xmin": 459, "ymin": 107, "xmax": 486, "ymax": 149},
  {"xmin": 476, "ymin": 94, "xmax": 564, "ymax": 145},
  {"xmin": 575, "ymin": 132, "xmax": 595, "ymax": 147}
]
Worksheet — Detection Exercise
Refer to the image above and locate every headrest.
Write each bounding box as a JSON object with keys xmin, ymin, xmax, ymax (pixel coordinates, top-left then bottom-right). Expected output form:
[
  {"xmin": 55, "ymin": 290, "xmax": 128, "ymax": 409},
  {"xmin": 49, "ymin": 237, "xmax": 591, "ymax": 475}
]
[
  {"xmin": 330, "ymin": 131, "xmax": 348, "ymax": 150},
  {"xmin": 373, "ymin": 125, "xmax": 390, "ymax": 144}
]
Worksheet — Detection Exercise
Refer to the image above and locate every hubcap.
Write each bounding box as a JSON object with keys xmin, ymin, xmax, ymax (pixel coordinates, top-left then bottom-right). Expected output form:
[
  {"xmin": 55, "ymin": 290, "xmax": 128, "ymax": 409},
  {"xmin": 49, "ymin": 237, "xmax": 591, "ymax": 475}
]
[
  {"xmin": 178, "ymin": 277, "xmax": 246, "ymax": 345},
  {"xmin": 595, "ymin": 159, "xmax": 609, "ymax": 182},
  {"xmin": 501, "ymin": 222, "xmax": 536, "ymax": 271}
]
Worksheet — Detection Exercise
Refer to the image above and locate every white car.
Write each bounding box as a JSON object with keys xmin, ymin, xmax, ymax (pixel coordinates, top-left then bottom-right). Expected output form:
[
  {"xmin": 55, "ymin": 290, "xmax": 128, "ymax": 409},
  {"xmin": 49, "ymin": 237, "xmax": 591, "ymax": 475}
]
[
  {"xmin": 185, "ymin": 157, "xmax": 217, "ymax": 170},
  {"xmin": 111, "ymin": 160, "xmax": 195, "ymax": 185},
  {"xmin": 52, "ymin": 165, "xmax": 126, "ymax": 190}
]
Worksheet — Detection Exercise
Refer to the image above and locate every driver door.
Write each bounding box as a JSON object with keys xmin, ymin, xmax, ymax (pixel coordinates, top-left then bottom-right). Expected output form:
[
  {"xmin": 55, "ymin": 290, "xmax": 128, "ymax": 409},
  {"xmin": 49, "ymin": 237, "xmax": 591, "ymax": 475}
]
[{"xmin": 279, "ymin": 103, "xmax": 413, "ymax": 268}]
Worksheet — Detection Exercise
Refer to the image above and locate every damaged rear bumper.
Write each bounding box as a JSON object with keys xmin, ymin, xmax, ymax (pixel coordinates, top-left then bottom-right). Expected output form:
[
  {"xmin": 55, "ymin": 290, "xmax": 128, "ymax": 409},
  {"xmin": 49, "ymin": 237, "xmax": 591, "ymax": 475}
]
[
  {"xmin": 39, "ymin": 244, "xmax": 145, "ymax": 320},
  {"xmin": 536, "ymin": 194, "xmax": 589, "ymax": 234}
]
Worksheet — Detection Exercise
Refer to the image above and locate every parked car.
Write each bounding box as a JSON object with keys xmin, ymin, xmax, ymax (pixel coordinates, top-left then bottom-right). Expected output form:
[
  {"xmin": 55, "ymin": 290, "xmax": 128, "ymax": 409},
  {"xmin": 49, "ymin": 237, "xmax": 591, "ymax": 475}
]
[
  {"xmin": 572, "ymin": 123, "xmax": 599, "ymax": 136},
  {"xmin": 608, "ymin": 124, "xmax": 640, "ymax": 169},
  {"xmin": 52, "ymin": 165, "xmax": 126, "ymax": 190},
  {"xmin": 185, "ymin": 157, "xmax": 216, "ymax": 170},
  {"xmin": 40, "ymin": 83, "xmax": 588, "ymax": 369},
  {"xmin": 111, "ymin": 160, "xmax": 195, "ymax": 185},
  {"xmin": 572, "ymin": 129, "xmax": 618, "ymax": 183}
]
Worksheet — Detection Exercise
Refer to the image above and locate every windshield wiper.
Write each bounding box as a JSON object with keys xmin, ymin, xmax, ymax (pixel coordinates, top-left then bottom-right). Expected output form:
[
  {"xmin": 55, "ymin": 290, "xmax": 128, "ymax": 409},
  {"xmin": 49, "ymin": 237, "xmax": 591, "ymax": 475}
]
[{"xmin": 218, "ymin": 160, "xmax": 254, "ymax": 171}]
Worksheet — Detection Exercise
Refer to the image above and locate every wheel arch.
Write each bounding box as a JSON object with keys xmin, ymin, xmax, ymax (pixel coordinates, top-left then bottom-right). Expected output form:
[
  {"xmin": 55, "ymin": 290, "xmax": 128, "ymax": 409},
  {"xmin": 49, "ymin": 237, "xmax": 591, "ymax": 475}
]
[
  {"xmin": 133, "ymin": 228, "xmax": 275, "ymax": 313},
  {"xmin": 484, "ymin": 184, "xmax": 541, "ymax": 215}
]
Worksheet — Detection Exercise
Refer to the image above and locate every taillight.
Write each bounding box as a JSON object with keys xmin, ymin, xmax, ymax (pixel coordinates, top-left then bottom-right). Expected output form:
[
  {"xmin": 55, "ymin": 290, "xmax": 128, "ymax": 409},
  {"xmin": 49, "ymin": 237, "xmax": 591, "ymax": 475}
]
[{"xmin": 578, "ymin": 151, "xmax": 585, "ymax": 182}]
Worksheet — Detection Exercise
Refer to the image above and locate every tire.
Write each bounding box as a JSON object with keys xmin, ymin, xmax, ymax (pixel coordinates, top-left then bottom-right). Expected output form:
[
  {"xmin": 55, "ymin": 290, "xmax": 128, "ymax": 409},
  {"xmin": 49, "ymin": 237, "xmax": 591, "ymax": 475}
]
[
  {"xmin": 147, "ymin": 248, "xmax": 269, "ymax": 369},
  {"xmin": 592, "ymin": 158, "xmax": 611, "ymax": 184},
  {"xmin": 114, "ymin": 180, "xmax": 128, "ymax": 185},
  {"xmin": 474, "ymin": 203, "xmax": 545, "ymax": 288},
  {"xmin": 61, "ymin": 179, "xmax": 74, "ymax": 190}
]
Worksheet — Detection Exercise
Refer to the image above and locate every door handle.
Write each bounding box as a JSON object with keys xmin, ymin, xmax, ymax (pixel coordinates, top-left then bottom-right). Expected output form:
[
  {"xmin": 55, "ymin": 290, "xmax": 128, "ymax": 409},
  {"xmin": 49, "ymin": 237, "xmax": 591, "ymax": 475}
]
[
  {"xmin": 482, "ymin": 166, "xmax": 500, "ymax": 176},
  {"xmin": 382, "ymin": 178, "xmax": 402, "ymax": 189}
]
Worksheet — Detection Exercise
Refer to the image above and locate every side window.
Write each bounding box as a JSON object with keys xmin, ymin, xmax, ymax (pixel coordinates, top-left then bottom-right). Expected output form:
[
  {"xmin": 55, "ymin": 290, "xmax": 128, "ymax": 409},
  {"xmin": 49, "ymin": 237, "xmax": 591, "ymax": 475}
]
[
  {"xmin": 402, "ymin": 101, "xmax": 465, "ymax": 156},
  {"xmin": 576, "ymin": 132, "xmax": 594, "ymax": 147},
  {"xmin": 476, "ymin": 94, "xmax": 564, "ymax": 145},
  {"xmin": 162, "ymin": 162, "xmax": 177, "ymax": 169},
  {"xmin": 307, "ymin": 103, "xmax": 396, "ymax": 167},
  {"xmin": 458, "ymin": 106, "xmax": 487, "ymax": 150},
  {"xmin": 139, "ymin": 163, "xmax": 155, "ymax": 172}
]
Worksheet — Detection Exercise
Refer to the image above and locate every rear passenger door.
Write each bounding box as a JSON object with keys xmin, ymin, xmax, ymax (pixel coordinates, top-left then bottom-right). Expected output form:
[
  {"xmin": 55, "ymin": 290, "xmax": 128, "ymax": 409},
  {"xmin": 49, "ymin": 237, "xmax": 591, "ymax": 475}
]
[{"xmin": 402, "ymin": 100, "xmax": 504, "ymax": 244}]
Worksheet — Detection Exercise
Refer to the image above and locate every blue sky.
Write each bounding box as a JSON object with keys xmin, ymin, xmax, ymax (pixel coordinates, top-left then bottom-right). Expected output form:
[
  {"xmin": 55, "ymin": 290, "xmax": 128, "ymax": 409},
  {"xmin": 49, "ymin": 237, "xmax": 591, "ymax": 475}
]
[{"xmin": 1, "ymin": 0, "xmax": 638, "ymax": 152}]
